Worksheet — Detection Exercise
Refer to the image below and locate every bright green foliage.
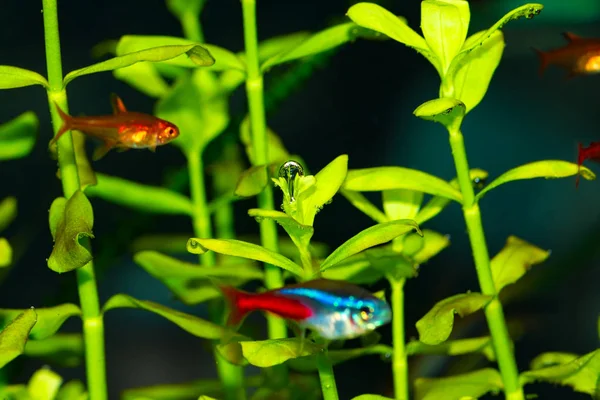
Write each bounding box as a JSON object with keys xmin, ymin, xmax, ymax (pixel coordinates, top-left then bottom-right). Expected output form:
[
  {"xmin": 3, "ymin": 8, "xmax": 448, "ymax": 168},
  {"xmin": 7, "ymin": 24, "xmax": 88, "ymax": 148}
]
[
  {"xmin": 382, "ymin": 189, "xmax": 423, "ymax": 221},
  {"xmin": 165, "ymin": 0, "xmax": 205, "ymax": 19},
  {"xmin": 351, "ymin": 395, "xmax": 394, "ymax": 400},
  {"xmin": 491, "ymin": 236, "xmax": 550, "ymax": 293},
  {"xmin": 411, "ymin": 230, "xmax": 450, "ymax": 264},
  {"xmin": 0, "ymin": 238, "xmax": 11, "ymax": 267},
  {"xmin": 406, "ymin": 336, "xmax": 495, "ymax": 360},
  {"xmin": 239, "ymin": 116, "xmax": 291, "ymax": 165},
  {"xmin": 55, "ymin": 380, "xmax": 87, "ymax": 400},
  {"xmin": 364, "ymin": 248, "xmax": 417, "ymax": 281},
  {"xmin": 234, "ymin": 165, "xmax": 269, "ymax": 197},
  {"xmin": 113, "ymin": 62, "xmax": 170, "ymax": 98},
  {"xmin": 521, "ymin": 349, "xmax": 600, "ymax": 396},
  {"xmin": 321, "ymin": 255, "xmax": 383, "ymax": 284},
  {"xmin": 0, "ymin": 304, "xmax": 81, "ymax": 340},
  {"xmin": 102, "ymin": 294, "xmax": 229, "ymax": 339},
  {"xmin": 476, "ymin": 160, "xmax": 596, "ymax": 201},
  {"xmin": 0, "ymin": 65, "xmax": 49, "ymax": 89},
  {"xmin": 70, "ymin": 131, "xmax": 96, "ymax": 190},
  {"xmin": 341, "ymin": 190, "xmax": 388, "ymax": 224},
  {"xmin": 344, "ymin": 167, "xmax": 463, "ymax": 202},
  {"xmin": 289, "ymin": 344, "xmax": 392, "ymax": 372},
  {"xmin": 27, "ymin": 368, "xmax": 63, "ymax": 400},
  {"xmin": 414, "ymin": 368, "xmax": 503, "ymax": 400},
  {"xmin": 47, "ymin": 190, "xmax": 94, "ymax": 273},
  {"xmin": 416, "ymin": 292, "xmax": 493, "ymax": 345},
  {"xmin": 121, "ymin": 379, "xmax": 222, "ymax": 400},
  {"xmin": 0, "ymin": 308, "xmax": 37, "ymax": 368},
  {"xmin": 413, "ymin": 97, "xmax": 465, "ymax": 130},
  {"xmin": 257, "ymin": 32, "xmax": 311, "ymax": 62},
  {"xmin": 0, "ymin": 196, "xmax": 17, "ymax": 232},
  {"xmin": 24, "ymin": 333, "xmax": 83, "ymax": 368},
  {"xmin": 0, "ymin": 112, "xmax": 38, "ymax": 160},
  {"xmin": 239, "ymin": 338, "xmax": 323, "ymax": 367},
  {"xmin": 85, "ymin": 173, "xmax": 193, "ymax": 216}
]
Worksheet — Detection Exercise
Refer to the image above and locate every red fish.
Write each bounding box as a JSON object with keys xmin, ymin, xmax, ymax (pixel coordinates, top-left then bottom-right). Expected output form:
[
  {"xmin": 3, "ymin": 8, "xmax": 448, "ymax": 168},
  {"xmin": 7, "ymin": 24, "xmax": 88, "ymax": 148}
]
[
  {"xmin": 576, "ymin": 141, "xmax": 600, "ymax": 188},
  {"xmin": 50, "ymin": 94, "xmax": 179, "ymax": 160},
  {"xmin": 533, "ymin": 32, "xmax": 600, "ymax": 78}
]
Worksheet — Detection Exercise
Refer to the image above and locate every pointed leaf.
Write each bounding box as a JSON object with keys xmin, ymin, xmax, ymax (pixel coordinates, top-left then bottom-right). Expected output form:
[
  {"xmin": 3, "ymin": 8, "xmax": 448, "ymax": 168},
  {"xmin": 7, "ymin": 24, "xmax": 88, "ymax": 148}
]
[
  {"xmin": 382, "ymin": 189, "xmax": 423, "ymax": 220},
  {"xmin": 64, "ymin": 44, "xmax": 214, "ymax": 86},
  {"xmin": 321, "ymin": 255, "xmax": 383, "ymax": 285},
  {"xmin": 121, "ymin": 379, "xmax": 222, "ymax": 400},
  {"xmin": 475, "ymin": 160, "xmax": 595, "ymax": 202},
  {"xmin": 320, "ymin": 219, "xmax": 421, "ymax": 272},
  {"xmin": 344, "ymin": 167, "xmax": 462, "ymax": 203},
  {"xmin": 0, "ymin": 196, "xmax": 17, "ymax": 233},
  {"xmin": 47, "ymin": 191, "xmax": 94, "ymax": 273},
  {"xmin": 341, "ymin": 189, "xmax": 388, "ymax": 224},
  {"xmin": 0, "ymin": 112, "xmax": 38, "ymax": 160},
  {"xmin": 364, "ymin": 248, "xmax": 417, "ymax": 281},
  {"xmin": 239, "ymin": 338, "xmax": 323, "ymax": 368},
  {"xmin": 491, "ymin": 236, "xmax": 550, "ymax": 293},
  {"xmin": 412, "ymin": 229, "xmax": 450, "ymax": 264},
  {"xmin": 0, "ymin": 66, "xmax": 49, "ymax": 89},
  {"xmin": 0, "ymin": 238, "xmax": 12, "ymax": 268},
  {"xmin": 188, "ymin": 238, "xmax": 304, "ymax": 277},
  {"xmin": 56, "ymin": 380, "xmax": 87, "ymax": 400},
  {"xmin": 288, "ymin": 344, "xmax": 392, "ymax": 372},
  {"xmin": 234, "ymin": 165, "xmax": 268, "ymax": 197},
  {"xmin": 0, "ymin": 304, "xmax": 81, "ymax": 340},
  {"xmin": 415, "ymin": 368, "xmax": 503, "ymax": 400},
  {"xmin": 416, "ymin": 292, "xmax": 492, "ymax": 345},
  {"xmin": 103, "ymin": 294, "xmax": 228, "ymax": 339},
  {"xmin": 0, "ymin": 308, "xmax": 36, "ymax": 368},
  {"xmin": 85, "ymin": 173, "xmax": 192, "ymax": 216},
  {"xmin": 113, "ymin": 62, "xmax": 171, "ymax": 98},
  {"xmin": 27, "ymin": 368, "xmax": 63, "ymax": 400},
  {"xmin": 407, "ymin": 336, "xmax": 495, "ymax": 361},
  {"xmin": 24, "ymin": 334, "xmax": 84, "ymax": 368},
  {"xmin": 248, "ymin": 209, "xmax": 314, "ymax": 251},
  {"xmin": 413, "ymin": 97, "xmax": 466, "ymax": 129},
  {"xmin": 258, "ymin": 32, "xmax": 311, "ymax": 62}
]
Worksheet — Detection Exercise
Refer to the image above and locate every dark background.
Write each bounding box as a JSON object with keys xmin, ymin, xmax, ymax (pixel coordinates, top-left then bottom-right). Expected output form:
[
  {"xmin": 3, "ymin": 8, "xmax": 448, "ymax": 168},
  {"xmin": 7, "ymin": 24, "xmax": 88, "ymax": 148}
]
[{"xmin": 0, "ymin": 0, "xmax": 599, "ymax": 399}]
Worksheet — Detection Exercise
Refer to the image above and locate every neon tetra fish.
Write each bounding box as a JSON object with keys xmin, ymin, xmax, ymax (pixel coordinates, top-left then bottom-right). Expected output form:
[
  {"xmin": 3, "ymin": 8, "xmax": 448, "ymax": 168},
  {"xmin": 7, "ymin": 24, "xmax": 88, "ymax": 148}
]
[
  {"xmin": 533, "ymin": 32, "xmax": 600, "ymax": 78},
  {"xmin": 49, "ymin": 94, "xmax": 179, "ymax": 160},
  {"xmin": 220, "ymin": 278, "xmax": 392, "ymax": 340},
  {"xmin": 576, "ymin": 141, "xmax": 600, "ymax": 188}
]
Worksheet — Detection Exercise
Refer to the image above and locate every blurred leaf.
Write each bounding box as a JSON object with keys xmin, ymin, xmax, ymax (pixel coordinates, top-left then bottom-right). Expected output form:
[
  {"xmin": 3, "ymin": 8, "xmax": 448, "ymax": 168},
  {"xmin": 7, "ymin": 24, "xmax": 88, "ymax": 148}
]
[
  {"xmin": 341, "ymin": 190, "xmax": 388, "ymax": 224},
  {"xmin": 235, "ymin": 165, "xmax": 268, "ymax": 197},
  {"xmin": 416, "ymin": 292, "xmax": 492, "ymax": 345},
  {"xmin": 47, "ymin": 191, "xmax": 94, "ymax": 273},
  {"xmin": 27, "ymin": 368, "xmax": 63, "ymax": 400},
  {"xmin": 0, "ymin": 65, "xmax": 49, "ymax": 89},
  {"xmin": 166, "ymin": 0, "xmax": 205, "ymax": 19},
  {"xmin": 0, "ymin": 308, "xmax": 36, "ymax": 368},
  {"xmin": 103, "ymin": 294, "xmax": 228, "ymax": 339},
  {"xmin": 475, "ymin": 160, "xmax": 595, "ymax": 201},
  {"xmin": 56, "ymin": 380, "xmax": 87, "ymax": 400},
  {"xmin": 113, "ymin": 62, "xmax": 171, "ymax": 98},
  {"xmin": 0, "ymin": 238, "xmax": 11, "ymax": 268},
  {"xmin": 352, "ymin": 396, "xmax": 394, "ymax": 400},
  {"xmin": 121, "ymin": 379, "xmax": 222, "ymax": 400},
  {"xmin": 130, "ymin": 234, "xmax": 191, "ymax": 254},
  {"xmin": 239, "ymin": 338, "xmax": 323, "ymax": 367},
  {"xmin": 521, "ymin": 349, "xmax": 600, "ymax": 396},
  {"xmin": 64, "ymin": 44, "xmax": 214, "ymax": 86},
  {"xmin": 24, "ymin": 334, "xmax": 84, "ymax": 368},
  {"xmin": 344, "ymin": 167, "xmax": 462, "ymax": 203},
  {"xmin": 491, "ymin": 235, "xmax": 550, "ymax": 293},
  {"xmin": 406, "ymin": 336, "xmax": 495, "ymax": 361},
  {"xmin": 364, "ymin": 248, "xmax": 417, "ymax": 281},
  {"xmin": 0, "ymin": 196, "xmax": 17, "ymax": 233},
  {"xmin": 382, "ymin": 189, "xmax": 423, "ymax": 220},
  {"xmin": 257, "ymin": 32, "xmax": 311, "ymax": 62},
  {"xmin": 289, "ymin": 344, "xmax": 392, "ymax": 372},
  {"xmin": 248, "ymin": 209, "xmax": 314, "ymax": 254},
  {"xmin": 322, "ymin": 256, "xmax": 384, "ymax": 285},
  {"xmin": 320, "ymin": 219, "xmax": 421, "ymax": 272},
  {"xmin": 85, "ymin": 173, "xmax": 192, "ymax": 216},
  {"xmin": 71, "ymin": 131, "xmax": 96, "ymax": 190},
  {"xmin": 0, "ymin": 385, "xmax": 29, "ymax": 399},
  {"xmin": 412, "ymin": 229, "xmax": 450, "ymax": 264},
  {"xmin": 415, "ymin": 368, "xmax": 503, "ymax": 400},
  {"xmin": 187, "ymin": 238, "xmax": 304, "ymax": 277},
  {"xmin": 0, "ymin": 112, "xmax": 38, "ymax": 160},
  {"xmin": 413, "ymin": 97, "xmax": 466, "ymax": 129},
  {"xmin": 239, "ymin": 115, "xmax": 290, "ymax": 165},
  {"xmin": 0, "ymin": 304, "xmax": 81, "ymax": 340}
]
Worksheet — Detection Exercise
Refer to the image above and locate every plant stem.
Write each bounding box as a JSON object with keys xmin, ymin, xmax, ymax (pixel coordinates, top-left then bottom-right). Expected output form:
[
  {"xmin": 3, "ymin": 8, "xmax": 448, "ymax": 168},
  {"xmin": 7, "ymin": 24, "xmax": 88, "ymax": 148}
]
[
  {"xmin": 447, "ymin": 128, "xmax": 524, "ymax": 400},
  {"xmin": 391, "ymin": 279, "xmax": 408, "ymax": 400},
  {"xmin": 42, "ymin": 1, "xmax": 106, "ymax": 399},
  {"xmin": 181, "ymin": 10, "xmax": 204, "ymax": 43},
  {"xmin": 187, "ymin": 149, "xmax": 246, "ymax": 400},
  {"xmin": 241, "ymin": 0, "xmax": 289, "ymax": 358},
  {"xmin": 316, "ymin": 349, "xmax": 339, "ymax": 400}
]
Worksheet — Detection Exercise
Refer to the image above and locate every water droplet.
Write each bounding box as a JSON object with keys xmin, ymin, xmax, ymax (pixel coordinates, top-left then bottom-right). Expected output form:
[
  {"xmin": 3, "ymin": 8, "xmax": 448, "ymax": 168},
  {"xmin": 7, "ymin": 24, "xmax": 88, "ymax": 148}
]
[
  {"xmin": 189, "ymin": 240, "xmax": 199, "ymax": 249},
  {"xmin": 254, "ymin": 216, "xmax": 264, "ymax": 223},
  {"xmin": 279, "ymin": 160, "xmax": 304, "ymax": 202}
]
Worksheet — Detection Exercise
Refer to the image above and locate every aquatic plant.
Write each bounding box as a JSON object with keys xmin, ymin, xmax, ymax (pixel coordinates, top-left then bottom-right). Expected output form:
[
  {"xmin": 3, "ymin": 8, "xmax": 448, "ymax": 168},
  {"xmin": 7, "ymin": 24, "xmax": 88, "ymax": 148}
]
[{"xmin": 0, "ymin": 0, "xmax": 598, "ymax": 399}]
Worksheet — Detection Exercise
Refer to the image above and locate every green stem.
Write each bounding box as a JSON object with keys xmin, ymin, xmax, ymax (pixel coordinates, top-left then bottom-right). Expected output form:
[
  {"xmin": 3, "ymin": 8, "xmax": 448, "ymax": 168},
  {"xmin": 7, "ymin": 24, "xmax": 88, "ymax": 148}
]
[
  {"xmin": 187, "ymin": 149, "xmax": 246, "ymax": 400},
  {"xmin": 447, "ymin": 128, "xmax": 524, "ymax": 400},
  {"xmin": 391, "ymin": 279, "xmax": 408, "ymax": 400},
  {"xmin": 181, "ymin": 10, "xmax": 204, "ymax": 43},
  {"xmin": 42, "ymin": 1, "xmax": 106, "ymax": 399},
  {"xmin": 316, "ymin": 349, "xmax": 339, "ymax": 400}
]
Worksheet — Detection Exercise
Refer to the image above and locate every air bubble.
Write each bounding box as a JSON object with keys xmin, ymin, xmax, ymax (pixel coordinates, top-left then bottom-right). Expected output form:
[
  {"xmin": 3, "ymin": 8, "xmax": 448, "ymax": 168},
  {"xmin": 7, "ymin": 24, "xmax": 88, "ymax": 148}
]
[
  {"xmin": 279, "ymin": 160, "xmax": 304, "ymax": 202},
  {"xmin": 189, "ymin": 240, "xmax": 199, "ymax": 249}
]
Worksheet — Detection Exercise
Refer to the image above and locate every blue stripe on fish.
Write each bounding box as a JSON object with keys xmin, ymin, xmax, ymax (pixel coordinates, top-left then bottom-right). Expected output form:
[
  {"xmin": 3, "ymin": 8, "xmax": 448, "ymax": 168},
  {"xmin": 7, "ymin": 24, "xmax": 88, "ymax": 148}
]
[{"xmin": 277, "ymin": 287, "xmax": 368, "ymax": 310}]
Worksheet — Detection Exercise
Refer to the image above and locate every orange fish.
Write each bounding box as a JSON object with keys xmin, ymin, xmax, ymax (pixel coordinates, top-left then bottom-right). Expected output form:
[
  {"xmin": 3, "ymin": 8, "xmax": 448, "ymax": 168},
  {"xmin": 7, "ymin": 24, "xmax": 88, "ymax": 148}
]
[
  {"xmin": 576, "ymin": 141, "xmax": 600, "ymax": 188},
  {"xmin": 533, "ymin": 32, "xmax": 600, "ymax": 78},
  {"xmin": 50, "ymin": 94, "xmax": 179, "ymax": 160}
]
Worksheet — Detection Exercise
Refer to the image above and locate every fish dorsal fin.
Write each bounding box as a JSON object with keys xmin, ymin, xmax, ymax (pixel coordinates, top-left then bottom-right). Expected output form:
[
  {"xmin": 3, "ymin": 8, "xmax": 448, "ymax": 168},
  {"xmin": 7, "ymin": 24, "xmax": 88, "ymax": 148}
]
[
  {"xmin": 110, "ymin": 93, "xmax": 127, "ymax": 114},
  {"xmin": 563, "ymin": 32, "xmax": 583, "ymax": 42}
]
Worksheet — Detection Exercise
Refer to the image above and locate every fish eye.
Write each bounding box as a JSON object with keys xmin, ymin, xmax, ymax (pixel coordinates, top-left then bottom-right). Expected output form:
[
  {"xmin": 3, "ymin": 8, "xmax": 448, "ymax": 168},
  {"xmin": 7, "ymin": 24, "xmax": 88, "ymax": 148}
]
[
  {"xmin": 166, "ymin": 127, "xmax": 176, "ymax": 136},
  {"xmin": 359, "ymin": 306, "xmax": 374, "ymax": 321}
]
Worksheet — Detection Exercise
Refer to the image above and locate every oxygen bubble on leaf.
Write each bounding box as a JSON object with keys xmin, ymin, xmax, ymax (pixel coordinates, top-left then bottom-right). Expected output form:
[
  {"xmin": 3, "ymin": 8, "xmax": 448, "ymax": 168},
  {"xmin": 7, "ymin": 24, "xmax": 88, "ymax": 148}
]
[{"xmin": 279, "ymin": 160, "xmax": 305, "ymax": 202}]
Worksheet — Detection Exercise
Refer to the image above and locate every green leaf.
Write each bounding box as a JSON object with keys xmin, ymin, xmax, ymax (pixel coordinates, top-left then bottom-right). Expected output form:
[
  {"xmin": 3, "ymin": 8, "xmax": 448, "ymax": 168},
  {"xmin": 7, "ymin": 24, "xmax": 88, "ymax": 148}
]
[
  {"xmin": 257, "ymin": 32, "xmax": 311, "ymax": 62},
  {"xmin": 344, "ymin": 167, "xmax": 463, "ymax": 203},
  {"xmin": 238, "ymin": 338, "xmax": 323, "ymax": 367},
  {"xmin": 187, "ymin": 238, "xmax": 304, "ymax": 277},
  {"xmin": 27, "ymin": 368, "xmax": 63, "ymax": 400},
  {"xmin": 0, "ymin": 112, "xmax": 38, "ymax": 160},
  {"xmin": 352, "ymin": 396, "xmax": 394, "ymax": 400},
  {"xmin": 0, "ymin": 196, "xmax": 17, "ymax": 233},
  {"xmin": 47, "ymin": 191, "xmax": 94, "ymax": 273},
  {"xmin": 122, "ymin": 379, "xmax": 222, "ymax": 400},
  {"xmin": 491, "ymin": 236, "xmax": 550, "ymax": 293},
  {"xmin": 234, "ymin": 165, "xmax": 268, "ymax": 197},
  {"xmin": 248, "ymin": 209, "xmax": 314, "ymax": 253},
  {"xmin": 411, "ymin": 229, "xmax": 450, "ymax": 264},
  {"xmin": 320, "ymin": 219, "xmax": 421, "ymax": 272},
  {"xmin": 0, "ymin": 66, "xmax": 49, "ymax": 89},
  {"xmin": 0, "ymin": 304, "xmax": 81, "ymax": 340},
  {"xmin": 451, "ymin": 30, "xmax": 504, "ymax": 113},
  {"xmin": 130, "ymin": 234, "xmax": 190, "ymax": 254},
  {"xmin": 113, "ymin": 62, "xmax": 171, "ymax": 98},
  {"xmin": 64, "ymin": 44, "xmax": 214, "ymax": 86},
  {"xmin": 413, "ymin": 97, "xmax": 466, "ymax": 130},
  {"xmin": 288, "ymin": 344, "xmax": 392, "ymax": 372},
  {"xmin": 24, "ymin": 334, "xmax": 84, "ymax": 368},
  {"xmin": 416, "ymin": 292, "xmax": 492, "ymax": 345},
  {"xmin": 0, "ymin": 238, "xmax": 12, "ymax": 268},
  {"xmin": 239, "ymin": 116, "xmax": 290, "ymax": 165},
  {"xmin": 261, "ymin": 22, "xmax": 382, "ymax": 71},
  {"xmin": 407, "ymin": 336, "xmax": 495, "ymax": 361},
  {"xmin": 415, "ymin": 368, "xmax": 503, "ymax": 400},
  {"xmin": 420, "ymin": 0, "xmax": 470, "ymax": 72},
  {"xmin": 0, "ymin": 385, "xmax": 29, "ymax": 399},
  {"xmin": 521, "ymin": 350, "xmax": 600, "ymax": 395},
  {"xmin": 71, "ymin": 131, "xmax": 97, "ymax": 191},
  {"xmin": 103, "ymin": 294, "xmax": 228, "ymax": 339},
  {"xmin": 0, "ymin": 308, "xmax": 36, "ymax": 368},
  {"xmin": 364, "ymin": 248, "xmax": 417, "ymax": 281},
  {"xmin": 475, "ymin": 160, "xmax": 595, "ymax": 202},
  {"xmin": 56, "ymin": 380, "xmax": 87, "ymax": 400},
  {"xmin": 85, "ymin": 173, "xmax": 192, "ymax": 216},
  {"xmin": 321, "ymin": 255, "xmax": 384, "ymax": 285},
  {"xmin": 340, "ymin": 189, "xmax": 388, "ymax": 224},
  {"xmin": 382, "ymin": 189, "xmax": 423, "ymax": 220}
]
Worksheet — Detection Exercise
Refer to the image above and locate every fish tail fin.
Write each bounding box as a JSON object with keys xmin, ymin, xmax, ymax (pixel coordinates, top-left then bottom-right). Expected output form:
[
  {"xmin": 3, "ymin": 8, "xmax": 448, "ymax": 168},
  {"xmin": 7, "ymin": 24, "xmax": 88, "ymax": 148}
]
[
  {"xmin": 219, "ymin": 285, "xmax": 252, "ymax": 328},
  {"xmin": 576, "ymin": 142, "xmax": 584, "ymax": 189},
  {"xmin": 531, "ymin": 47, "xmax": 548, "ymax": 77},
  {"xmin": 49, "ymin": 103, "xmax": 72, "ymax": 147}
]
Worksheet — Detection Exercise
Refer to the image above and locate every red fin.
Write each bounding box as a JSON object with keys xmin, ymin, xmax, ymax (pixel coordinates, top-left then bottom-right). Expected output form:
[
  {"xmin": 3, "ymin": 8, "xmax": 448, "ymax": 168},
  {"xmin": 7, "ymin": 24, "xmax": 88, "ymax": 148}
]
[
  {"xmin": 110, "ymin": 93, "xmax": 127, "ymax": 114},
  {"xmin": 563, "ymin": 32, "xmax": 583, "ymax": 42},
  {"xmin": 531, "ymin": 47, "xmax": 548, "ymax": 76},
  {"xmin": 220, "ymin": 286, "xmax": 252, "ymax": 327},
  {"xmin": 92, "ymin": 140, "xmax": 115, "ymax": 161},
  {"xmin": 48, "ymin": 103, "xmax": 72, "ymax": 146}
]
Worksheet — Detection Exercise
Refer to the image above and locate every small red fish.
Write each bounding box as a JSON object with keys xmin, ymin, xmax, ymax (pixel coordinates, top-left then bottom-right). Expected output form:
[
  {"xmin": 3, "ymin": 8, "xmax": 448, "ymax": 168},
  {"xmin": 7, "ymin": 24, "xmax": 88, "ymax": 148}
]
[
  {"xmin": 533, "ymin": 32, "xmax": 600, "ymax": 78},
  {"xmin": 576, "ymin": 141, "xmax": 600, "ymax": 188},
  {"xmin": 50, "ymin": 94, "xmax": 179, "ymax": 160}
]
